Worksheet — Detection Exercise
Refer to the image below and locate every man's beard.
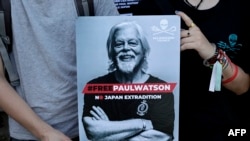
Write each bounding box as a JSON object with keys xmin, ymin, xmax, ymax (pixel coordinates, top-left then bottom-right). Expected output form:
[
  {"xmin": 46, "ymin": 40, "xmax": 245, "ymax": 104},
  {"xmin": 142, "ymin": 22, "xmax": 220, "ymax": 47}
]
[
  {"xmin": 116, "ymin": 58, "xmax": 145, "ymax": 75},
  {"xmin": 116, "ymin": 61, "xmax": 136, "ymax": 74},
  {"xmin": 115, "ymin": 52, "xmax": 145, "ymax": 74}
]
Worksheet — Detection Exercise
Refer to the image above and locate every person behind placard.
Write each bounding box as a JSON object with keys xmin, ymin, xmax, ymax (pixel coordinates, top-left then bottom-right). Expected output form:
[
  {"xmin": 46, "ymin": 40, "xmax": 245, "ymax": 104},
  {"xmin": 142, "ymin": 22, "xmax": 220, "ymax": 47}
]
[
  {"xmin": 132, "ymin": 0, "xmax": 249, "ymax": 140},
  {"xmin": 0, "ymin": 0, "xmax": 119, "ymax": 141},
  {"xmin": 82, "ymin": 21, "xmax": 175, "ymax": 141}
]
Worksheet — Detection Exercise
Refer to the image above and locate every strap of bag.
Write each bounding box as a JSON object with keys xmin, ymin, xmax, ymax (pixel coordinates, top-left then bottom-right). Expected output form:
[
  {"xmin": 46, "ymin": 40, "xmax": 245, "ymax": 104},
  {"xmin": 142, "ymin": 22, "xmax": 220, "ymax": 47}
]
[
  {"xmin": 0, "ymin": 0, "xmax": 12, "ymax": 48},
  {"xmin": 75, "ymin": 0, "xmax": 94, "ymax": 16},
  {"xmin": 0, "ymin": 0, "xmax": 20, "ymax": 86},
  {"xmin": 86, "ymin": 0, "xmax": 94, "ymax": 16},
  {"xmin": 0, "ymin": 39, "xmax": 19, "ymax": 86}
]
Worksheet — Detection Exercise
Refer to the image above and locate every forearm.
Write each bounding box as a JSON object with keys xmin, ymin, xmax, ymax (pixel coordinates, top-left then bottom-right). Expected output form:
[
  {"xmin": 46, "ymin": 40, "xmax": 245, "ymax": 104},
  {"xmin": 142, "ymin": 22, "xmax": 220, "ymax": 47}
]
[
  {"xmin": 96, "ymin": 130, "xmax": 139, "ymax": 141},
  {"xmin": 128, "ymin": 129, "xmax": 172, "ymax": 141},
  {"xmin": 100, "ymin": 119, "xmax": 154, "ymax": 141},
  {"xmin": 200, "ymin": 44, "xmax": 249, "ymax": 95},
  {"xmin": 0, "ymin": 76, "xmax": 55, "ymax": 139},
  {"xmin": 83, "ymin": 117, "xmax": 153, "ymax": 140},
  {"xmin": 0, "ymin": 58, "xmax": 48, "ymax": 138},
  {"xmin": 222, "ymin": 62, "xmax": 249, "ymax": 95}
]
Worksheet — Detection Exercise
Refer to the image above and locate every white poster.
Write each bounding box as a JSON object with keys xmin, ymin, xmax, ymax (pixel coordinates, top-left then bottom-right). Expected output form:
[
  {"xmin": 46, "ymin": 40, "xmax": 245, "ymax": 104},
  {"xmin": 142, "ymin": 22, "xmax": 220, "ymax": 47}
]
[{"xmin": 76, "ymin": 15, "xmax": 180, "ymax": 141}]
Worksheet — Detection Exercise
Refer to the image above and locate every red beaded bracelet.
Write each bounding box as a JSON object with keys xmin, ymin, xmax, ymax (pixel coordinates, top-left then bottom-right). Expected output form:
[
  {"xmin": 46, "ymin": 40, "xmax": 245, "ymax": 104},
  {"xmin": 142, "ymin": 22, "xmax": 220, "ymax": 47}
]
[{"xmin": 222, "ymin": 63, "xmax": 238, "ymax": 84}]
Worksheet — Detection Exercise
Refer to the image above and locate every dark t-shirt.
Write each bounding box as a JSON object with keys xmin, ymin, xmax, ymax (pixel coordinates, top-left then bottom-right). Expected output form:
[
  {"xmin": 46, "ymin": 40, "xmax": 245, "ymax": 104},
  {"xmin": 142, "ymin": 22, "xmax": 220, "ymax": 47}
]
[
  {"xmin": 82, "ymin": 72, "xmax": 174, "ymax": 136},
  {"xmin": 132, "ymin": 0, "xmax": 249, "ymax": 140}
]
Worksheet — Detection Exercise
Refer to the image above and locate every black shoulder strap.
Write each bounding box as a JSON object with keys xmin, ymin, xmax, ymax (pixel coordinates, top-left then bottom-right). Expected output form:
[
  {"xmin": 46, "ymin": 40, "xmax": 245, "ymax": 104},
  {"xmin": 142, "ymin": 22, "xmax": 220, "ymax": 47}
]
[
  {"xmin": 0, "ymin": 0, "xmax": 20, "ymax": 86},
  {"xmin": 0, "ymin": 0, "xmax": 12, "ymax": 49},
  {"xmin": 75, "ymin": 0, "xmax": 94, "ymax": 16},
  {"xmin": 87, "ymin": 0, "xmax": 94, "ymax": 16}
]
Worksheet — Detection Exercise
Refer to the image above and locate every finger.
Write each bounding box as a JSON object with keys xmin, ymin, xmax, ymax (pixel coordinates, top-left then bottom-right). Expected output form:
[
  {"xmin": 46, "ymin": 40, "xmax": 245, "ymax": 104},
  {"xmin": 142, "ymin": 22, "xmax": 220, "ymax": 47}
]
[
  {"xmin": 180, "ymin": 37, "xmax": 195, "ymax": 50},
  {"xmin": 92, "ymin": 106, "xmax": 103, "ymax": 117},
  {"xmin": 175, "ymin": 11, "xmax": 195, "ymax": 28},
  {"xmin": 96, "ymin": 106, "xmax": 109, "ymax": 120},
  {"xmin": 90, "ymin": 110, "xmax": 101, "ymax": 119},
  {"xmin": 181, "ymin": 39, "xmax": 200, "ymax": 51},
  {"xmin": 181, "ymin": 30, "xmax": 191, "ymax": 38},
  {"xmin": 181, "ymin": 42, "xmax": 194, "ymax": 51},
  {"xmin": 92, "ymin": 117, "xmax": 97, "ymax": 120},
  {"xmin": 96, "ymin": 106, "xmax": 105, "ymax": 115},
  {"xmin": 92, "ymin": 106, "xmax": 108, "ymax": 120}
]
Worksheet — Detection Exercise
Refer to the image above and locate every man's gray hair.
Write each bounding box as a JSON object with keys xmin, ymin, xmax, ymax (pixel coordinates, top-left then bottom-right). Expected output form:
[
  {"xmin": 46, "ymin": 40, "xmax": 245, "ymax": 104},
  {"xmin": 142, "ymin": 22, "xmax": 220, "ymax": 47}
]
[{"xmin": 106, "ymin": 21, "xmax": 150, "ymax": 72}]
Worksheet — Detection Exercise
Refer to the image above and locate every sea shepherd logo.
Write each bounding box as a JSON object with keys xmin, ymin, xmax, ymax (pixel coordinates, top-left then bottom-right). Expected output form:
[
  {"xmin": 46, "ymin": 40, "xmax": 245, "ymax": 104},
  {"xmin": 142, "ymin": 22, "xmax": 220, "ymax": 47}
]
[{"xmin": 151, "ymin": 19, "xmax": 176, "ymax": 42}]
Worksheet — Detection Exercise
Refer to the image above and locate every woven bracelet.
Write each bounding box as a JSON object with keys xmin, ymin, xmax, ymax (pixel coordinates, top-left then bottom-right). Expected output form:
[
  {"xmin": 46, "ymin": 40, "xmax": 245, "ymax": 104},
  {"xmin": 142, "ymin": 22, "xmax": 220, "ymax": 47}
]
[
  {"xmin": 203, "ymin": 47, "xmax": 218, "ymax": 67},
  {"xmin": 203, "ymin": 48, "xmax": 228, "ymax": 70}
]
